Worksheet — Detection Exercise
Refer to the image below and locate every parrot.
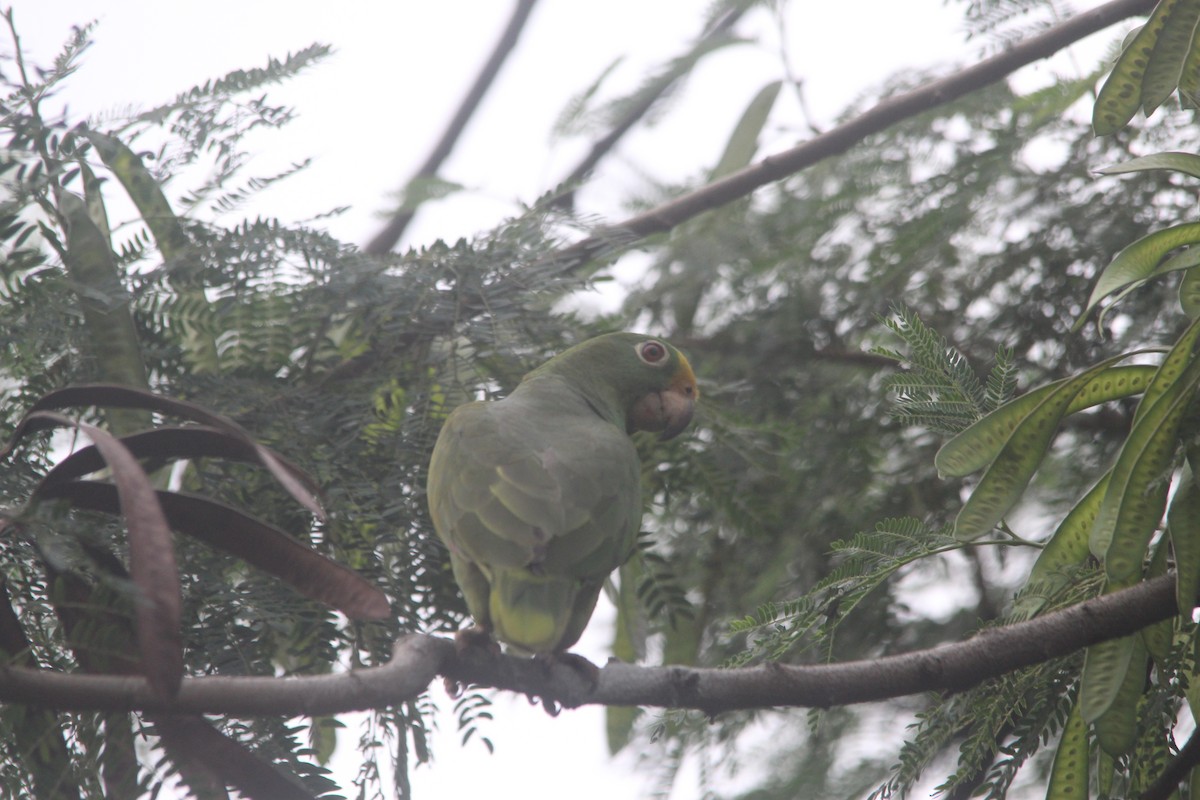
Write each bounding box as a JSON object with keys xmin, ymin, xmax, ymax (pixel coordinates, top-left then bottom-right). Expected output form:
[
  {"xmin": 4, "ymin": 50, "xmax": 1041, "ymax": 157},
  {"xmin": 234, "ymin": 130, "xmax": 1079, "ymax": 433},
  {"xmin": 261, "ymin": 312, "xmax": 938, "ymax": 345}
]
[{"xmin": 426, "ymin": 332, "xmax": 698, "ymax": 656}]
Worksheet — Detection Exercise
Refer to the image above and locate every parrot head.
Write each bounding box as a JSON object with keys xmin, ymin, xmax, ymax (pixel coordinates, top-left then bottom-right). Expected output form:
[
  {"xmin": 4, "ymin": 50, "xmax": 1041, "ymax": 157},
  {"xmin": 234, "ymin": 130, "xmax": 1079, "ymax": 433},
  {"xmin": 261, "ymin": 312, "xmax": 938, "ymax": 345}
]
[{"xmin": 523, "ymin": 332, "xmax": 698, "ymax": 439}]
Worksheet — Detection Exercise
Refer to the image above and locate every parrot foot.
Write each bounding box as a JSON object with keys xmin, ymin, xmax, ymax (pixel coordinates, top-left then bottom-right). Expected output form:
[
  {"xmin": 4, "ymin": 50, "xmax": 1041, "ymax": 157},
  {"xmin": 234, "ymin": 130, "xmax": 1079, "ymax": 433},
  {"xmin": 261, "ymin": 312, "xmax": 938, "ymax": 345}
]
[
  {"xmin": 527, "ymin": 651, "xmax": 600, "ymax": 715},
  {"xmin": 444, "ymin": 626, "xmax": 501, "ymax": 698},
  {"xmin": 454, "ymin": 625, "xmax": 500, "ymax": 656},
  {"xmin": 548, "ymin": 651, "xmax": 601, "ymax": 688}
]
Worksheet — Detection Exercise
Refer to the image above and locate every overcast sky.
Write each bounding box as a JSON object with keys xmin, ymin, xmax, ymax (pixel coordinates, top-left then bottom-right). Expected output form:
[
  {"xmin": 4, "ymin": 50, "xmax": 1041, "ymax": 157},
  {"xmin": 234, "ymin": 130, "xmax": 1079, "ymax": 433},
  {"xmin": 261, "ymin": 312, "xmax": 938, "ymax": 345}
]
[{"xmin": 10, "ymin": 2, "xmax": 1127, "ymax": 797}]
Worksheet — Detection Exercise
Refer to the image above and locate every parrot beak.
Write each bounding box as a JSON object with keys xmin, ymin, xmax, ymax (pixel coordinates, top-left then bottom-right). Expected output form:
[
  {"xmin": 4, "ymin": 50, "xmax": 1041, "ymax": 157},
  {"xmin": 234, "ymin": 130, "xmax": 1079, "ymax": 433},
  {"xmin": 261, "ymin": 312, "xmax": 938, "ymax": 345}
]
[
  {"xmin": 630, "ymin": 358, "xmax": 698, "ymax": 440},
  {"xmin": 656, "ymin": 387, "xmax": 696, "ymax": 440}
]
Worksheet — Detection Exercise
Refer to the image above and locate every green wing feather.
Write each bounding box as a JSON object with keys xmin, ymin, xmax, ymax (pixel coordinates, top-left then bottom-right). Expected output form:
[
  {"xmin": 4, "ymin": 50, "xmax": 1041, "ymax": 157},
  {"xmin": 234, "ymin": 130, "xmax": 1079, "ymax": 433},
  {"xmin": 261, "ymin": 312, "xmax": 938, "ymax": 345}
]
[{"xmin": 427, "ymin": 380, "xmax": 641, "ymax": 653}]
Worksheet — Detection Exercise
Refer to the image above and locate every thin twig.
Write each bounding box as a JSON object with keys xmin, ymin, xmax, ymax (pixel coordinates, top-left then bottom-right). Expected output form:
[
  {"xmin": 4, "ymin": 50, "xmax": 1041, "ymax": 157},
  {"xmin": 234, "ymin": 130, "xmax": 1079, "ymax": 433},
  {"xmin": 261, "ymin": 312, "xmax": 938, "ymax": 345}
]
[
  {"xmin": 549, "ymin": 2, "xmax": 751, "ymax": 212},
  {"xmin": 363, "ymin": 0, "xmax": 541, "ymax": 255}
]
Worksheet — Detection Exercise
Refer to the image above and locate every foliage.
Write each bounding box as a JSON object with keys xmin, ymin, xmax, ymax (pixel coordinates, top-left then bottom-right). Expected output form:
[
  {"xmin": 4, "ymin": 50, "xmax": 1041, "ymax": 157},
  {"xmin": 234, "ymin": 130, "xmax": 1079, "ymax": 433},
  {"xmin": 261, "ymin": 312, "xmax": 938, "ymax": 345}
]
[
  {"xmin": 727, "ymin": 517, "xmax": 962, "ymax": 666},
  {"xmin": 1091, "ymin": 0, "xmax": 1200, "ymax": 135},
  {"xmin": 0, "ymin": 17, "xmax": 625, "ymax": 799},
  {"xmin": 8, "ymin": 1, "xmax": 1200, "ymax": 799},
  {"xmin": 876, "ymin": 306, "xmax": 1017, "ymax": 435},
  {"xmin": 610, "ymin": 3, "xmax": 1200, "ymax": 796}
]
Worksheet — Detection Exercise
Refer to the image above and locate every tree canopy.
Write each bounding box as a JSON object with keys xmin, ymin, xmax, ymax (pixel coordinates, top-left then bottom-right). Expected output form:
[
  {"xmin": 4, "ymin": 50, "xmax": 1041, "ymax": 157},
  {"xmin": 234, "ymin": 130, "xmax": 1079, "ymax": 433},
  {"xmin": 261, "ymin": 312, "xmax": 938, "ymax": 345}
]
[{"xmin": 6, "ymin": 1, "xmax": 1200, "ymax": 798}]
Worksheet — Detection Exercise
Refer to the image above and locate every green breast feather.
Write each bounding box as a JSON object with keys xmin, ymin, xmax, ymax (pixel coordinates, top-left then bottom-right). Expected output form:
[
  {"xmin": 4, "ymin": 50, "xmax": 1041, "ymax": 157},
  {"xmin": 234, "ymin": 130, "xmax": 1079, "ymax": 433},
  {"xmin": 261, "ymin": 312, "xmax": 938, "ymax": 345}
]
[{"xmin": 426, "ymin": 332, "xmax": 698, "ymax": 654}]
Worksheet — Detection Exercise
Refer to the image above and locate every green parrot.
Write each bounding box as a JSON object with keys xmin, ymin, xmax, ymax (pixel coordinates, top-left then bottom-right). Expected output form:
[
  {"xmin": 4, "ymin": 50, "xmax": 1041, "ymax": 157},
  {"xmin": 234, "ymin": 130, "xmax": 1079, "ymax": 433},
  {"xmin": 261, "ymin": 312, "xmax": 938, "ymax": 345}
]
[{"xmin": 427, "ymin": 332, "xmax": 698, "ymax": 655}]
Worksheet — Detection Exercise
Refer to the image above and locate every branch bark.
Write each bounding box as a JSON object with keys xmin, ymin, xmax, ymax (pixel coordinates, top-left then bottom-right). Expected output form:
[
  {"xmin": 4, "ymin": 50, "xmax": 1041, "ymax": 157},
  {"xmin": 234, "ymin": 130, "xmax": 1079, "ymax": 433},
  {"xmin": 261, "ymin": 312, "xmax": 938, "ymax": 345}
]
[
  {"xmin": 549, "ymin": 0, "xmax": 1157, "ymax": 269},
  {"xmin": 363, "ymin": 0, "xmax": 540, "ymax": 255},
  {"xmin": 0, "ymin": 574, "xmax": 1178, "ymax": 718}
]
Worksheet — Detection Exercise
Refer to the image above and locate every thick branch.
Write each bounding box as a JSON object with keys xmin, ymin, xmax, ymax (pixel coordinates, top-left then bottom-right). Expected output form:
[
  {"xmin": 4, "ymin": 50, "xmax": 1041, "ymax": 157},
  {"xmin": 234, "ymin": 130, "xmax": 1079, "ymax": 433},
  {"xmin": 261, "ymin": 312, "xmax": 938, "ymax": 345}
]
[
  {"xmin": 0, "ymin": 574, "xmax": 1178, "ymax": 717},
  {"xmin": 551, "ymin": 0, "xmax": 1157, "ymax": 268},
  {"xmin": 363, "ymin": 0, "xmax": 540, "ymax": 255}
]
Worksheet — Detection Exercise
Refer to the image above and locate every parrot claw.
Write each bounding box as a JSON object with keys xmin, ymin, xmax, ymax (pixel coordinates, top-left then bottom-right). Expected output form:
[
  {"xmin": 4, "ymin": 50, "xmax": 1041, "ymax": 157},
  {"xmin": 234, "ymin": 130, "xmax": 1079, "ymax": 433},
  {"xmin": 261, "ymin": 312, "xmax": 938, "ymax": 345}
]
[
  {"xmin": 536, "ymin": 651, "xmax": 601, "ymax": 688},
  {"xmin": 525, "ymin": 652, "xmax": 600, "ymax": 715},
  {"xmin": 559, "ymin": 652, "xmax": 601, "ymax": 688}
]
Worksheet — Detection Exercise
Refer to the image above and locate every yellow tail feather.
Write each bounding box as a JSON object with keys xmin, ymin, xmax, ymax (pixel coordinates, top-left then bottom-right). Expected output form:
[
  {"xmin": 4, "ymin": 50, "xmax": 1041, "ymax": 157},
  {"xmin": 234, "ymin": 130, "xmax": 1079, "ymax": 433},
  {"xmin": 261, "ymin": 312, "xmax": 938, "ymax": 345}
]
[{"xmin": 489, "ymin": 570, "xmax": 577, "ymax": 654}]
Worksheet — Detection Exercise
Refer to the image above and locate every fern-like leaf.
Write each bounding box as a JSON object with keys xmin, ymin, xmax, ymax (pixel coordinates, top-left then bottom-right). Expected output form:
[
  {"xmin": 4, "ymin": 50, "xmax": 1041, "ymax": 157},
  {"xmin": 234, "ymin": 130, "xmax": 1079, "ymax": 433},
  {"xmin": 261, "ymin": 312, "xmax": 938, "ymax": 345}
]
[
  {"xmin": 876, "ymin": 306, "xmax": 1006, "ymax": 434},
  {"xmin": 728, "ymin": 518, "xmax": 960, "ymax": 665}
]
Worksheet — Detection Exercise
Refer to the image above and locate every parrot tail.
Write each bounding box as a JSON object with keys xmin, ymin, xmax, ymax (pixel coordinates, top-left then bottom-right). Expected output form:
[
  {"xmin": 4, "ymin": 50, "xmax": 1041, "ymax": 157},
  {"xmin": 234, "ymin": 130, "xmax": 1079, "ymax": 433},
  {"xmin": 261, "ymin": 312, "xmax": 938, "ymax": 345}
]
[{"xmin": 488, "ymin": 569, "xmax": 577, "ymax": 654}]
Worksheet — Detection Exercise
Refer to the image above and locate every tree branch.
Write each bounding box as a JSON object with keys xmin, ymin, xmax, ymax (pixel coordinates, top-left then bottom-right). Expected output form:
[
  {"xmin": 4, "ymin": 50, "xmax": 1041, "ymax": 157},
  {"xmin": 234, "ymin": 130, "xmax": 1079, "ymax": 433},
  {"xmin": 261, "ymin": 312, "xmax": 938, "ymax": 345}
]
[
  {"xmin": 0, "ymin": 574, "xmax": 1179, "ymax": 718},
  {"xmin": 363, "ymin": 0, "xmax": 540, "ymax": 255},
  {"xmin": 549, "ymin": 0, "xmax": 1157, "ymax": 269},
  {"xmin": 1142, "ymin": 725, "xmax": 1200, "ymax": 800}
]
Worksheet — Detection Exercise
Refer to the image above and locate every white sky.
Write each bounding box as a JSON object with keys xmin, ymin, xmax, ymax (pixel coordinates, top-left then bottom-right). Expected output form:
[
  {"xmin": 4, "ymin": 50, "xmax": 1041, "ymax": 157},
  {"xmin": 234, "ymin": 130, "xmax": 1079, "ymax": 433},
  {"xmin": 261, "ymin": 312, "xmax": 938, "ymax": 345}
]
[{"xmin": 10, "ymin": 2, "xmax": 1130, "ymax": 798}]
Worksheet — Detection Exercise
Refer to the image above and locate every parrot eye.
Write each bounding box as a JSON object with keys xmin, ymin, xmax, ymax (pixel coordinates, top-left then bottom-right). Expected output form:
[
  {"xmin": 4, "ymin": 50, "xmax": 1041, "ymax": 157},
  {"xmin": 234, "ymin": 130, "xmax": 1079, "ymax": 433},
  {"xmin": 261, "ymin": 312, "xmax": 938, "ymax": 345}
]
[{"xmin": 636, "ymin": 340, "xmax": 669, "ymax": 365}]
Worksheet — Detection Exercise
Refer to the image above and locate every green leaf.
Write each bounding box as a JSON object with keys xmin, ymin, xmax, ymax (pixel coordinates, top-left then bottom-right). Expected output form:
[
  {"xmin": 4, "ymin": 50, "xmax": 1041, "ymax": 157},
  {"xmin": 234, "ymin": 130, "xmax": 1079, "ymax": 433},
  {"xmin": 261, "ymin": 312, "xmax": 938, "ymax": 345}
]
[
  {"xmin": 84, "ymin": 128, "xmax": 221, "ymax": 371},
  {"xmin": 309, "ymin": 716, "xmax": 342, "ymax": 765},
  {"xmin": 935, "ymin": 365, "xmax": 1155, "ymax": 478},
  {"xmin": 1080, "ymin": 632, "xmax": 1135, "ymax": 724},
  {"xmin": 1078, "ymin": 222, "xmax": 1200, "ymax": 326},
  {"xmin": 607, "ymin": 560, "xmax": 644, "ymax": 754},
  {"xmin": 1169, "ymin": 459, "xmax": 1200, "ymax": 615},
  {"xmin": 397, "ymin": 176, "xmax": 467, "ymax": 213},
  {"xmin": 1097, "ymin": 151, "xmax": 1200, "ymax": 179},
  {"xmin": 1013, "ymin": 472, "xmax": 1110, "ymax": 619},
  {"xmin": 79, "ymin": 160, "xmax": 112, "ymax": 243},
  {"xmin": 1098, "ymin": 750, "xmax": 1117, "ymax": 798},
  {"xmin": 84, "ymin": 128, "xmax": 190, "ymax": 264},
  {"xmin": 58, "ymin": 191, "xmax": 150, "ymax": 434},
  {"xmin": 1180, "ymin": 262, "xmax": 1200, "ymax": 317},
  {"xmin": 1093, "ymin": 22, "xmax": 1157, "ymax": 135},
  {"xmin": 1045, "ymin": 697, "xmax": 1088, "ymax": 800},
  {"xmin": 879, "ymin": 306, "xmax": 993, "ymax": 434},
  {"xmin": 1092, "ymin": 0, "xmax": 1187, "ymax": 135},
  {"xmin": 1096, "ymin": 441, "xmax": 1183, "ymax": 580},
  {"xmin": 1091, "ymin": 357, "xmax": 1200, "ymax": 578},
  {"xmin": 606, "ymin": 705, "xmax": 639, "ymax": 756},
  {"xmin": 1139, "ymin": 0, "xmax": 1200, "ymax": 114},
  {"xmin": 1180, "ymin": 20, "xmax": 1200, "ymax": 104},
  {"xmin": 949, "ymin": 392, "xmax": 1066, "ymax": 540},
  {"xmin": 1187, "ymin": 636, "xmax": 1200, "ymax": 721},
  {"xmin": 1154, "ymin": 250, "xmax": 1200, "ymax": 314},
  {"xmin": 710, "ymin": 80, "xmax": 781, "ymax": 180},
  {"xmin": 1088, "ymin": 634, "xmax": 1147, "ymax": 756},
  {"xmin": 951, "ymin": 359, "xmax": 1149, "ymax": 540},
  {"xmin": 1135, "ymin": 313, "xmax": 1200, "ymax": 423}
]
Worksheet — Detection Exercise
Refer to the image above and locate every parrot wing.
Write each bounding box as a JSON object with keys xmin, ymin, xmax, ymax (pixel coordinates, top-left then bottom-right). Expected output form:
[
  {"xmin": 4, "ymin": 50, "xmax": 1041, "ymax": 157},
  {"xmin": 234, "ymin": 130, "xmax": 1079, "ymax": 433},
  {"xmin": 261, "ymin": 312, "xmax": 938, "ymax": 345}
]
[{"xmin": 427, "ymin": 393, "xmax": 641, "ymax": 652}]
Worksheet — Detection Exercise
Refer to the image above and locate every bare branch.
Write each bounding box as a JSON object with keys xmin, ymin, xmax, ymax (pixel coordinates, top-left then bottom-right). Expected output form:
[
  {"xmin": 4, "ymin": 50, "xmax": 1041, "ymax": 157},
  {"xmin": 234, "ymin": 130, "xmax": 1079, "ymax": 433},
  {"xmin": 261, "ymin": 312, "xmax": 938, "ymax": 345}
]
[
  {"xmin": 0, "ymin": 574, "xmax": 1178, "ymax": 718},
  {"xmin": 0, "ymin": 633, "xmax": 449, "ymax": 716},
  {"xmin": 550, "ymin": 0, "xmax": 1158, "ymax": 269},
  {"xmin": 363, "ymin": 0, "xmax": 540, "ymax": 255}
]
